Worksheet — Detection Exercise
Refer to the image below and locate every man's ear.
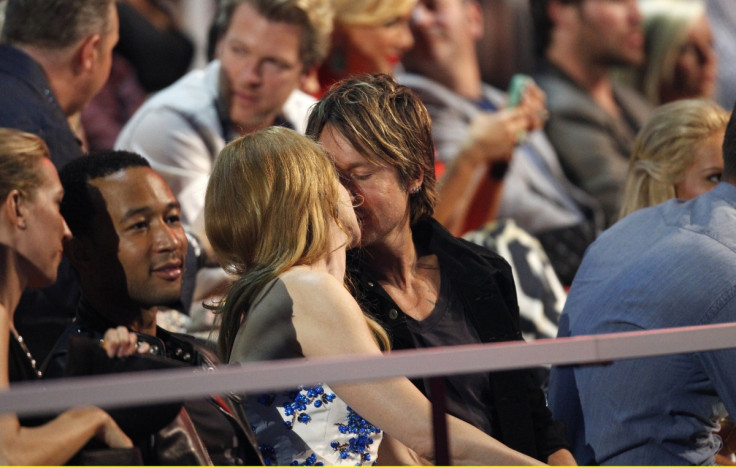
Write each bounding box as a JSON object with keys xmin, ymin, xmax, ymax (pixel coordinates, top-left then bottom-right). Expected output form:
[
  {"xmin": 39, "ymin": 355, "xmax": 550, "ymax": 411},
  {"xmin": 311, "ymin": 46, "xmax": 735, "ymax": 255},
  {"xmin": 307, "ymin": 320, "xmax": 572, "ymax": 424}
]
[
  {"xmin": 410, "ymin": 167, "xmax": 425, "ymax": 193},
  {"xmin": 466, "ymin": 0, "xmax": 484, "ymax": 41},
  {"xmin": 74, "ymin": 34, "xmax": 102, "ymax": 75},
  {"xmin": 299, "ymin": 65, "xmax": 320, "ymax": 96}
]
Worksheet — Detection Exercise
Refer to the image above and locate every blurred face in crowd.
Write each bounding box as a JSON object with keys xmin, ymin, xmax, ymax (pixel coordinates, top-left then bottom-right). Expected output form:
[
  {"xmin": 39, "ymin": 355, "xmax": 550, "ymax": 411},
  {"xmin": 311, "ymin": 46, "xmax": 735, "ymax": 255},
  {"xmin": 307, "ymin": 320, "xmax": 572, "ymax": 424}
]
[
  {"xmin": 567, "ymin": 0, "xmax": 645, "ymax": 67},
  {"xmin": 675, "ymin": 129, "xmax": 724, "ymax": 200},
  {"xmin": 85, "ymin": 167, "xmax": 187, "ymax": 311},
  {"xmin": 319, "ymin": 125, "xmax": 412, "ymax": 248},
  {"xmin": 217, "ymin": 2, "xmax": 307, "ymax": 135},
  {"xmin": 669, "ymin": 15, "xmax": 717, "ymax": 101},
  {"xmin": 19, "ymin": 159, "xmax": 72, "ymax": 288},
  {"xmin": 403, "ymin": 0, "xmax": 482, "ymax": 71},
  {"xmin": 337, "ymin": 12, "xmax": 415, "ymax": 75}
]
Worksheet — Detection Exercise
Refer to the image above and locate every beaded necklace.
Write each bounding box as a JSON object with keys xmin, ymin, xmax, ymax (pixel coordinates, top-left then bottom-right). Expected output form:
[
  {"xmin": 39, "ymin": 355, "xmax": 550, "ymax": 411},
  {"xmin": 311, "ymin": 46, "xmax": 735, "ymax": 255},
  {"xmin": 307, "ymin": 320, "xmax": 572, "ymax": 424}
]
[{"xmin": 10, "ymin": 328, "xmax": 42, "ymax": 378}]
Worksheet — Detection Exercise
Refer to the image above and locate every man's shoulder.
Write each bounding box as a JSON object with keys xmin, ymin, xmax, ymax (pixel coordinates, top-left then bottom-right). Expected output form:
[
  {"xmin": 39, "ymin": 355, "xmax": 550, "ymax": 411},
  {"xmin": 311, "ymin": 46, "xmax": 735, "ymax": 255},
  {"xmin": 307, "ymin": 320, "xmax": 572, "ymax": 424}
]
[
  {"xmin": 666, "ymin": 184, "xmax": 736, "ymax": 253},
  {"xmin": 612, "ymin": 81, "xmax": 653, "ymax": 127},
  {"xmin": 426, "ymin": 218, "xmax": 510, "ymax": 266},
  {"xmin": 535, "ymin": 70, "xmax": 601, "ymax": 123},
  {"xmin": 116, "ymin": 63, "xmax": 223, "ymax": 154},
  {"xmin": 567, "ymin": 192, "xmax": 736, "ymax": 325},
  {"xmin": 41, "ymin": 319, "xmax": 102, "ymax": 378},
  {"xmin": 399, "ymin": 72, "xmax": 481, "ymax": 117},
  {"xmin": 281, "ymin": 88, "xmax": 316, "ymax": 134},
  {"xmin": 130, "ymin": 63, "xmax": 219, "ymax": 117}
]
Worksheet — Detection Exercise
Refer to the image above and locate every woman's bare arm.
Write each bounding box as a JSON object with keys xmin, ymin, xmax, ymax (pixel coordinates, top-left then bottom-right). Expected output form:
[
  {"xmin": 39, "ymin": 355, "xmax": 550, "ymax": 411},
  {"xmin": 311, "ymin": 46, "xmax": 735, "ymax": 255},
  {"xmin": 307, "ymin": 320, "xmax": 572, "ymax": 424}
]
[
  {"xmin": 0, "ymin": 308, "xmax": 132, "ymax": 465},
  {"xmin": 281, "ymin": 271, "xmax": 545, "ymax": 466},
  {"xmin": 377, "ymin": 433, "xmax": 432, "ymax": 465},
  {"xmin": 0, "ymin": 408, "xmax": 132, "ymax": 466}
]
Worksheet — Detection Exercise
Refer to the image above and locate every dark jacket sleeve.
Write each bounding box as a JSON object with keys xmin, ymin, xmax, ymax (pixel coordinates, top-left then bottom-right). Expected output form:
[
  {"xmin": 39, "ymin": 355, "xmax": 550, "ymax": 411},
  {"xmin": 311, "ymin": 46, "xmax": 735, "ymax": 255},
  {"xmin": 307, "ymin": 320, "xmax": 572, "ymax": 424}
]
[{"xmin": 470, "ymin": 242, "xmax": 570, "ymax": 459}]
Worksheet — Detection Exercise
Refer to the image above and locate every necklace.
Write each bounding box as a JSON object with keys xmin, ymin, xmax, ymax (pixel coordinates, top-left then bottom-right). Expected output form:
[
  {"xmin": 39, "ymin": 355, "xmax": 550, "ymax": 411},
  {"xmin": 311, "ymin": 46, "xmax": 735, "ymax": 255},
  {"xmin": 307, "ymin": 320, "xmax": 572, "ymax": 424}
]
[{"xmin": 10, "ymin": 328, "xmax": 42, "ymax": 378}]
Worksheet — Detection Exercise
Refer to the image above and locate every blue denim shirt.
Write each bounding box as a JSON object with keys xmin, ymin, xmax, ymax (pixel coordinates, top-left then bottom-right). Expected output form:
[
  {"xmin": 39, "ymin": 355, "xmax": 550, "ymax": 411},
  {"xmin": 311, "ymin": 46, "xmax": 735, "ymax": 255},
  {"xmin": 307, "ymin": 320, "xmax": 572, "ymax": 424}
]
[{"xmin": 549, "ymin": 182, "xmax": 736, "ymax": 465}]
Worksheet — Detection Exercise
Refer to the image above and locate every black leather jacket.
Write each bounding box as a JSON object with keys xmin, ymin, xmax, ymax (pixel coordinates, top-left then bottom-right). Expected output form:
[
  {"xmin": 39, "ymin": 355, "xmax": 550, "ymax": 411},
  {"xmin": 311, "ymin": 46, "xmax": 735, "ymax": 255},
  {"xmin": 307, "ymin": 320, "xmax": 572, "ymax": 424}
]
[
  {"xmin": 43, "ymin": 299, "xmax": 263, "ymax": 465},
  {"xmin": 347, "ymin": 217, "xmax": 569, "ymax": 461}
]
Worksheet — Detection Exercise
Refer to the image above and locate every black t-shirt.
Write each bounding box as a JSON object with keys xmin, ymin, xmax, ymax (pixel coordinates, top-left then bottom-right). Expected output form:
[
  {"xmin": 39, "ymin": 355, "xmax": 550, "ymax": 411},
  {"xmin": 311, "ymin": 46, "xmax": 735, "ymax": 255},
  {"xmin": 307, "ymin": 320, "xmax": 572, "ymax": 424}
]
[{"xmin": 405, "ymin": 269, "xmax": 495, "ymax": 436}]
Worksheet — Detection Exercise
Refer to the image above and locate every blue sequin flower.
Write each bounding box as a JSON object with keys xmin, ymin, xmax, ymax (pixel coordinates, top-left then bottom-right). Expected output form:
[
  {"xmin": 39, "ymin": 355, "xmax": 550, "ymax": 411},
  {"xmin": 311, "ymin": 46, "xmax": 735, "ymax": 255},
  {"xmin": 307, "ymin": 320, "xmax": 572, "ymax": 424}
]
[
  {"xmin": 281, "ymin": 384, "xmax": 337, "ymax": 430},
  {"xmin": 331, "ymin": 406, "xmax": 380, "ymax": 464}
]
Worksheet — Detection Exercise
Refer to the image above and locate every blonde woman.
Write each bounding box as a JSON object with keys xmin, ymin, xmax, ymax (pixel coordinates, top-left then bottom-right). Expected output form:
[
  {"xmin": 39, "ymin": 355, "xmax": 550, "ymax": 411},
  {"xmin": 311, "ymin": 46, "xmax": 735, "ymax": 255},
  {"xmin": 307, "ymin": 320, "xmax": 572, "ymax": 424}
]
[
  {"xmin": 315, "ymin": 0, "xmax": 416, "ymax": 95},
  {"xmin": 617, "ymin": 0, "xmax": 717, "ymax": 105},
  {"xmin": 204, "ymin": 126, "xmax": 544, "ymax": 466},
  {"xmin": 619, "ymin": 99, "xmax": 729, "ymax": 219},
  {"xmin": 0, "ymin": 128, "xmax": 137, "ymax": 465}
]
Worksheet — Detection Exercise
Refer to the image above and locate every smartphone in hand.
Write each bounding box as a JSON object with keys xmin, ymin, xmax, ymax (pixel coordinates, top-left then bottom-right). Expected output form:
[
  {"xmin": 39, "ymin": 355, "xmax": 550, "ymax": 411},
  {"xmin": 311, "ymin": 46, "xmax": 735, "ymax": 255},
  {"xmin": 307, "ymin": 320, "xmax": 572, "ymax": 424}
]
[
  {"xmin": 507, "ymin": 74, "xmax": 533, "ymax": 145},
  {"xmin": 507, "ymin": 74, "xmax": 532, "ymax": 107}
]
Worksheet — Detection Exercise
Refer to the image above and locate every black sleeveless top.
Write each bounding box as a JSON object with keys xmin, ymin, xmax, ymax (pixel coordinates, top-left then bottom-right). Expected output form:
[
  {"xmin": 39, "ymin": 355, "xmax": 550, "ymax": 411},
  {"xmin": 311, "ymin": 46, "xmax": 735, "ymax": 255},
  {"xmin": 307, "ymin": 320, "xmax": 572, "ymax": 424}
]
[
  {"xmin": 9, "ymin": 332, "xmax": 49, "ymax": 427},
  {"xmin": 9, "ymin": 332, "xmax": 40, "ymax": 383}
]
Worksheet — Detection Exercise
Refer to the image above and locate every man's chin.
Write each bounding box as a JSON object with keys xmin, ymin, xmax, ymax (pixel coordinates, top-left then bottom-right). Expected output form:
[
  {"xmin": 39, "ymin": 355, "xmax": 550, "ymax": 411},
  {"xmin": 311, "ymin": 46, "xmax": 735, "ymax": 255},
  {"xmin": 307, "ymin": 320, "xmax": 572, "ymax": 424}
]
[
  {"xmin": 230, "ymin": 111, "xmax": 274, "ymax": 135},
  {"xmin": 140, "ymin": 291, "xmax": 183, "ymax": 310}
]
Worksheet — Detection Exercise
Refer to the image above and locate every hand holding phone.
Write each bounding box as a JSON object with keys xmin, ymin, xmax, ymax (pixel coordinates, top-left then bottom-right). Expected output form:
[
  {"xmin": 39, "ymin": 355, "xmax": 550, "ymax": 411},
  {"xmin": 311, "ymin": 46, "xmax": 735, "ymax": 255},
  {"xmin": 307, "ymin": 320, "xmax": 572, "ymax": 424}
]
[{"xmin": 507, "ymin": 74, "xmax": 533, "ymax": 108}]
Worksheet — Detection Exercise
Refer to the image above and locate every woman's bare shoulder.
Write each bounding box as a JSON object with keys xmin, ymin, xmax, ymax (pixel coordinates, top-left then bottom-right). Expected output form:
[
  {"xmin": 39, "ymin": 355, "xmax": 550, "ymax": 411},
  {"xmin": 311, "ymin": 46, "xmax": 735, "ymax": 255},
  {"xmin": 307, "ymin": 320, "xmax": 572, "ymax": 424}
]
[
  {"xmin": 279, "ymin": 266, "xmax": 343, "ymax": 287},
  {"xmin": 280, "ymin": 267, "xmax": 355, "ymax": 309}
]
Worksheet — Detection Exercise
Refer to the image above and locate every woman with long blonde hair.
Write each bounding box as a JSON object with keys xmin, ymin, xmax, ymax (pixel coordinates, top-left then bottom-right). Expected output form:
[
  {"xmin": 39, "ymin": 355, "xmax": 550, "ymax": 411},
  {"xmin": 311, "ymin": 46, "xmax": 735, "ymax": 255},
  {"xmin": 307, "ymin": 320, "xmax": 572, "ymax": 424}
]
[
  {"xmin": 619, "ymin": 99, "xmax": 729, "ymax": 219},
  {"xmin": 205, "ymin": 126, "xmax": 544, "ymax": 465}
]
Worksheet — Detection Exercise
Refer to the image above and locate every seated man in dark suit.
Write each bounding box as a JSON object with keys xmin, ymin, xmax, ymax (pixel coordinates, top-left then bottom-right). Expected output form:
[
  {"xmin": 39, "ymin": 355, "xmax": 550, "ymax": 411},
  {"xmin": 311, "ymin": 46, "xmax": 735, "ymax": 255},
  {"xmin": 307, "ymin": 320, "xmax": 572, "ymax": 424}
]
[{"xmin": 43, "ymin": 151, "xmax": 260, "ymax": 465}]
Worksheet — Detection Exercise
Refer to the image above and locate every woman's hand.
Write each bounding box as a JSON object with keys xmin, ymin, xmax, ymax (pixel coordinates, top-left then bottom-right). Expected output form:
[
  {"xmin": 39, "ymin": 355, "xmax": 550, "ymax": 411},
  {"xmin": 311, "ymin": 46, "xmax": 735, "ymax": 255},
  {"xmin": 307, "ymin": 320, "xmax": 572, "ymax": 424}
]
[{"xmin": 94, "ymin": 409, "xmax": 133, "ymax": 448}]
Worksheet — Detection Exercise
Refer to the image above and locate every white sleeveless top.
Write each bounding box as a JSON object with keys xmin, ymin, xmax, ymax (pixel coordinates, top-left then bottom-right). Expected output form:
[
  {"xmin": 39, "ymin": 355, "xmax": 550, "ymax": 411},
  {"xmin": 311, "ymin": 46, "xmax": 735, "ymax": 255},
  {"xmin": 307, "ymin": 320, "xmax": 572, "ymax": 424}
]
[{"xmin": 245, "ymin": 383, "xmax": 382, "ymax": 465}]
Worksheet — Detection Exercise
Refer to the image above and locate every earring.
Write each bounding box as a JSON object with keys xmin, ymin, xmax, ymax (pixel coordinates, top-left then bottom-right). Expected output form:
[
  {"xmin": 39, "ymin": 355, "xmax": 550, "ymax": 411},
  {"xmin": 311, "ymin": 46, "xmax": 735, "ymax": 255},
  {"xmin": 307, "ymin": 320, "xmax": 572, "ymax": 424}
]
[
  {"xmin": 410, "ymin": 185, "xmax": 422, "ymax": 195},
  {"xmin": 18, "ymin": 221, "xmax": 27, "ymax": 229}
]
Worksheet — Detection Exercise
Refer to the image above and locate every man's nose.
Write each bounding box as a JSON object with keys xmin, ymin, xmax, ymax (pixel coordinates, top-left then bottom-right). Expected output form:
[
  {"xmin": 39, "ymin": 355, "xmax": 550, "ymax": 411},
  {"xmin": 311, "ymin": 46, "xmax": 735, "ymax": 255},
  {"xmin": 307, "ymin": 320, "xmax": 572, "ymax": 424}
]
[
  {"xmin": 154, "ymin": 223, "xmax": 181, "ymax": 251},
  {"xmin": 239, "ymin": 58, "xmax": 262, "ymax": 85}
]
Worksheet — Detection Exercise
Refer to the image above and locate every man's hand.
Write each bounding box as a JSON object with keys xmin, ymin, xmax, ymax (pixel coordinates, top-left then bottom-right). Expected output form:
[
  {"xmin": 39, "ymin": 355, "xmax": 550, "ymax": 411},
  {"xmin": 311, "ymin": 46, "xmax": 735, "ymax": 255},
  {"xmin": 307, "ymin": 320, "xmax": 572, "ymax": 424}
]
[
  {"xmin": 101, "ymin": 326, "xmax": 150, "ymax": 358},
  {"xmin": 459, "ymin": 81, "xmax": 549, "ymax": 167}
]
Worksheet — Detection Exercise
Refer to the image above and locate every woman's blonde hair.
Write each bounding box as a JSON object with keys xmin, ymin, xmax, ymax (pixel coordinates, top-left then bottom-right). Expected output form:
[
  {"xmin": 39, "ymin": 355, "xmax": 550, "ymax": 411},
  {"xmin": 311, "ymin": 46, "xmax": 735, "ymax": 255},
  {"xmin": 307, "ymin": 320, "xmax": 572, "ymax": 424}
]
[
  {"xmin": 615, "ymin": 0, "xmax": 706, "ymax": 105},
  {"xmin": 0, "ymin": 128, "xmax": 50, "ymax": 202},
  {"xmin": 205, "ymin": 126, "xmax": 388, "ymax": 360},
  {"xmin": 333, "ymin": 0, "xmax": 415, "ymax": 26},
  {"xmin": 618, "ymin": 99, "xmax": 729, "ymax": 219}
]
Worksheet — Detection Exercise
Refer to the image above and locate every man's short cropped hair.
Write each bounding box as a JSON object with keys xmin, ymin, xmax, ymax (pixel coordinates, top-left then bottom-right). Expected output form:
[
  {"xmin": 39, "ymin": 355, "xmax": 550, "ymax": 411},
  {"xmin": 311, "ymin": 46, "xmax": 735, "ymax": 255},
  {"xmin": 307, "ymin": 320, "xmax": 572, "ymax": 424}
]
[
  {"xmin": 2, "ymin": 0, "xmax": 115, "ymax": 49},
  {"xmin": 59, "ymin": 150, "xmax": 150, "ymax": 237}
]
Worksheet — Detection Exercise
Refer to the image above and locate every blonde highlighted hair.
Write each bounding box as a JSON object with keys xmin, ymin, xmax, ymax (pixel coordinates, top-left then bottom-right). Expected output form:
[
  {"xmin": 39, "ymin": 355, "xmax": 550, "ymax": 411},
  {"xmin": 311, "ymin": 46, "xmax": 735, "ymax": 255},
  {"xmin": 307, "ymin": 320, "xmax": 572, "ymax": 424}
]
[
  {"xmin": 614, "ymin": 0, "xmax": 708, "ymax": 105},
  {"xmin": 0, "ymin": 128, "xmax": 50, "ymax": 202},
  {"xmin": 205, "ymin": 126, "xmax": 388, "ymax": 360},
  {"xmin": 333, "ymin": 0, "xmax": 416, "ymax": 26},
  {"xmin": 618, "ymin": 99, "xmax": 729, "ymax": 220}
]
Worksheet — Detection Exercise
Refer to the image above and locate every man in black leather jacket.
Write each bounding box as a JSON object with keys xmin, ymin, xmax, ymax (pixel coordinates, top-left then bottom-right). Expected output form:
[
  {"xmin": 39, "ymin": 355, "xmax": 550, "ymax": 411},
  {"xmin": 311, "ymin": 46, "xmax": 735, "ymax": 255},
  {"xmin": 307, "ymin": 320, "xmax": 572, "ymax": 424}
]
[
  {"xmin": 307, "ymin": 74, "xmax": 574, "ymax": 464},
  {"xmin": 43, "ymin": 151, "xmax": 261, "ymax": 465}
]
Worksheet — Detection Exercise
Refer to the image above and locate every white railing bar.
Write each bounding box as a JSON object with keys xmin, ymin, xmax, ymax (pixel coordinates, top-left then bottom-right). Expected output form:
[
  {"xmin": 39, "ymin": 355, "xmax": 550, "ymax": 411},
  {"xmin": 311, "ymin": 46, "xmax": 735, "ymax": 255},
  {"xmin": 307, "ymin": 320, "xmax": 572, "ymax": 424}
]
[{"xmin": 2, "ymin": 322, "xmax": 736, "ymax": 417}]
